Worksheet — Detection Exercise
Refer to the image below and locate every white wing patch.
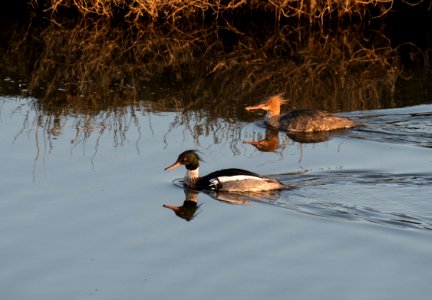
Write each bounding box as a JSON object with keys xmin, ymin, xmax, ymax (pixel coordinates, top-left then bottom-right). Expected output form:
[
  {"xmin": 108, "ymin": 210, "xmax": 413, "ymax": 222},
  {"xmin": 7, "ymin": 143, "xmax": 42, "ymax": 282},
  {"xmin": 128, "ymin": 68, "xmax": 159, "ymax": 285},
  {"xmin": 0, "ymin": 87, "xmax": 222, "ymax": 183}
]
[
  {"xmin": 215, "ymin": 175, "xmax": 284, "ymax": 192},
  {"xmin": 209, "ymin": 176, "xmax": 264, "ymax": 191},
  {"xmin": 209, "ymin": 178, "xmax": 220, "ymax": 190},
  {"xmin": 217, "ymin": 175, "xmax": 265, "ymax": 183}
]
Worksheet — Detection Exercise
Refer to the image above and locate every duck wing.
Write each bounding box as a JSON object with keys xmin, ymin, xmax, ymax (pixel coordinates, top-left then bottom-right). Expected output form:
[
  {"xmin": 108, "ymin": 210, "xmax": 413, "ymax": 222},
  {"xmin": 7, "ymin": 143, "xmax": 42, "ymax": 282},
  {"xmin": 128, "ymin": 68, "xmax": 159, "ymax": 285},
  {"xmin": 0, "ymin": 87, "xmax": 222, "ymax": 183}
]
[
  {"xmin": 281, "ymin": 109, "xmax": 358, "ymax": 132},
  {"xmin": 196, "ymin": 168, "xmax": 263, "ymax": 190}
]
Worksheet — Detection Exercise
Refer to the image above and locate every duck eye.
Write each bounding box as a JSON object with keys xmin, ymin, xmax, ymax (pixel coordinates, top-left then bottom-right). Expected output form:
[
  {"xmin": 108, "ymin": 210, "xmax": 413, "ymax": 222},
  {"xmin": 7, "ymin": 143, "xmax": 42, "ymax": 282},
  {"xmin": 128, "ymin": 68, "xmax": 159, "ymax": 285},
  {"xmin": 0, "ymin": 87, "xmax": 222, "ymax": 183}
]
[{"xmin": 182, "ymin": 157, "xmax": 188, "ymax": 162}]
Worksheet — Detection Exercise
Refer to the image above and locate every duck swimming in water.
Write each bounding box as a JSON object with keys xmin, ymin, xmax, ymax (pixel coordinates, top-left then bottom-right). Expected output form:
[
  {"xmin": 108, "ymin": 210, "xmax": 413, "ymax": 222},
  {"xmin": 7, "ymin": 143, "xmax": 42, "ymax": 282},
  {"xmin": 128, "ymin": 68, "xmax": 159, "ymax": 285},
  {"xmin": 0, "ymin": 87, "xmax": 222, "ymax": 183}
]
[
  {"xmin": 245, "ymin": 94, "xmax": 361, "ymax": 132},
  {"xmin": 164, "ymin": 150, "xmax": 286, "ymax": 192}
]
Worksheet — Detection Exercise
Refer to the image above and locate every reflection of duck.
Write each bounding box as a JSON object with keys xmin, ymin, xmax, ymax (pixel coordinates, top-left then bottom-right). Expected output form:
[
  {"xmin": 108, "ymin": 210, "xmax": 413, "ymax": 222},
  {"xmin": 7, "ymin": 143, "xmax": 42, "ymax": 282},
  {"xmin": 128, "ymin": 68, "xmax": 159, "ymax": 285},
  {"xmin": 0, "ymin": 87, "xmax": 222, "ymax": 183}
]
[
  {"xmin": 209, "ymin": 189, "xmax": 284, "ymax": 205},
  {"xmin": 286, "ymin": 131, "xmax": 330, "ymax": 143},
  {"xmin": 243, "ymin": 127, "xmax": 330, "ymax": 162},
  {"xmin": 164, "ymin": 150, "xmax": 286, "ymax": 192},
  {"xmin": 163, "ymin": 190, "xmax": 200, "ymax": 221},
  {"xmin": 163, "ymin": 186, "xmax": 285, "ymax": 221},
  {"xmin": 245, "ymin": 94, "xmax": 361, "ymax": 132},
  {"xmin": 243, "ymin": 127, "xmax": 331, "ymax": 151},
  {"xmin": 243, "ymin": 128, "xmax": 283, "ymax": 152}
]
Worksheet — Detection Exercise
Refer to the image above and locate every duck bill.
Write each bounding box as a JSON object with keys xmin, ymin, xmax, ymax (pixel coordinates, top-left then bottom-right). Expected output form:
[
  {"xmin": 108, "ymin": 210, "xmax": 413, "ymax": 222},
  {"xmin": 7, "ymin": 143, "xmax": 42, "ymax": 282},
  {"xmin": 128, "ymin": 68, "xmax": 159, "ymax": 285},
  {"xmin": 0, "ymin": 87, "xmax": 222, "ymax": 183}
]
[
  {"xmin": 245, "ymin": 103, "xmax": 265, "ymax": 111},
  {"xmin": 243, "ymin": 140, "xmax": 260, "ymax": 145},
  {"xmin": 163, "ymin": 204, "xmax": 181, "ymax": 212},
  {"xmin": 164, "ymin": 161, "xmax": 182, "ymax": 171}
]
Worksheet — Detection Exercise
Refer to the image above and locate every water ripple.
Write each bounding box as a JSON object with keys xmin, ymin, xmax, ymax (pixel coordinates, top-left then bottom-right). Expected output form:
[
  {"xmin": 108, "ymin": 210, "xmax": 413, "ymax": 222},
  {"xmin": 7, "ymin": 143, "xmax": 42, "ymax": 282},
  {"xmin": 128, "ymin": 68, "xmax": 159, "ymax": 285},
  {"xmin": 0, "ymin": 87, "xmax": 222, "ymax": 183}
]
[
  {"xmin": 172, "ymin": 170, "xmax": 432, "ymax": 231},
  {"xmin": 274, "ymin": 170, "xmax": 432, "ymax": 231},
  {"xmin": 348, "ymin": 105, "xmax": 432, "ymax": 148}
]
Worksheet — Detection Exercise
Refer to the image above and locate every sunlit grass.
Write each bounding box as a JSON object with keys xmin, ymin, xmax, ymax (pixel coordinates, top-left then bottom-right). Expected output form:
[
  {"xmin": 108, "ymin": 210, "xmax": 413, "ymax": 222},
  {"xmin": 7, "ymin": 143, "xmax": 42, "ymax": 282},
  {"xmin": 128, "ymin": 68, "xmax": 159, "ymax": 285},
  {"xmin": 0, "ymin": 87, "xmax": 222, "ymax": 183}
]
[{"xmin": 33, "ymin": 0, "xmax": 396, "ymax": 23}]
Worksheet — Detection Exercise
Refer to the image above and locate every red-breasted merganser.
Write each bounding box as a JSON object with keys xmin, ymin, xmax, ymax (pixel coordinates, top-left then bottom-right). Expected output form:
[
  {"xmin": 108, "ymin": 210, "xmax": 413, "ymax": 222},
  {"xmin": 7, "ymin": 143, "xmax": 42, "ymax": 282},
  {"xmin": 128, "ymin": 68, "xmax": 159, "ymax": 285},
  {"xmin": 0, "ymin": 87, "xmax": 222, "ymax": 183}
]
[
  {"xmin": 243, "ymin": 128, "xmax": 281, "ymax": 152},
  {"xmin": 164, "ymin": 150, "xmax": 286, "ymax": 192},
  {"xmin": 163, "ymin": 190, "xmax": 200, "ymax": 221},
  {"xmin": 245, "ymin": 94, "xmax": 362, "ymax": 132}
]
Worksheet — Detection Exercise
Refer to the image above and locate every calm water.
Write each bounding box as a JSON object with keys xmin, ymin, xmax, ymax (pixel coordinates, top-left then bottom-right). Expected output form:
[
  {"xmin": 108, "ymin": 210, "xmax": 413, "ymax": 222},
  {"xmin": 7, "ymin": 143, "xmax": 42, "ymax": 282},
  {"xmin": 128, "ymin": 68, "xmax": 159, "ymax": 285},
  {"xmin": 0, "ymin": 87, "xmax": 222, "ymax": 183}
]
[{"xmin": 1, "ymin": 95, "xmax": 432, "ymax": 300}]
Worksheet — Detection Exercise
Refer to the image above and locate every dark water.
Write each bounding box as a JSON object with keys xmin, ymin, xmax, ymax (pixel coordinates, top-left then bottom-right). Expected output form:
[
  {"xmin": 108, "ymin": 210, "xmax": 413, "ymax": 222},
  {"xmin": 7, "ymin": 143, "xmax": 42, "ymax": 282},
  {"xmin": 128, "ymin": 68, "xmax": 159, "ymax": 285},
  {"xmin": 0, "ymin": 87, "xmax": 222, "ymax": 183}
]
[{"xmin": 1, "ymin": 92, "xmax": 432, "ymax": 299}]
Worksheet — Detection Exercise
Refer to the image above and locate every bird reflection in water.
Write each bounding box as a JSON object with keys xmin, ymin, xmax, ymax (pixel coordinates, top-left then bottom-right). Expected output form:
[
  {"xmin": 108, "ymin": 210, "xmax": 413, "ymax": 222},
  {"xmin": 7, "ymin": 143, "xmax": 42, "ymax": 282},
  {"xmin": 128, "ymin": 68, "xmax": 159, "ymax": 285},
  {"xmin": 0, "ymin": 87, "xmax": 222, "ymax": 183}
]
[
  {"xmin": 163, "ymin": 190, "xmax": 201, "ymax": 221},
  {"xmin": 244, "ymin": 127, "xmax": 331, "ymax": 151},
  {"xmin": 243, "ymin": 127, "xmax": 332, "ymax": 161},
  {"xmin": 163, "ymin": 186, "xmax": 285, "ymax": 221},
  {"xmin": 243, "ymin": 128, "xmax": 287, "ymax": 153},
  {"xmin": 286, "ymin": 131, "xmax": 330, "ymax": 144}
]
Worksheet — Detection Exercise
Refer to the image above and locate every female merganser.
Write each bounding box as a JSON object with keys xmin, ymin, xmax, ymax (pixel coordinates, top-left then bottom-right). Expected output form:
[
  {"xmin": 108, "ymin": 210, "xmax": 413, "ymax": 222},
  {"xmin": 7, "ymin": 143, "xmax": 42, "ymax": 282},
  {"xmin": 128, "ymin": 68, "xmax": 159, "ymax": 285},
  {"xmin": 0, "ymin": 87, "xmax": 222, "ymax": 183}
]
[
  {"xmin": 243, "ymin": 128, "xmax": 282, "ymax": 152},
  {"xmin": 245, "ymin": 94, "xmax": 362, "ymax": 132},
  {"xmin": 164, "ymin": 150, "xmax": 286, "ymax": 192}
]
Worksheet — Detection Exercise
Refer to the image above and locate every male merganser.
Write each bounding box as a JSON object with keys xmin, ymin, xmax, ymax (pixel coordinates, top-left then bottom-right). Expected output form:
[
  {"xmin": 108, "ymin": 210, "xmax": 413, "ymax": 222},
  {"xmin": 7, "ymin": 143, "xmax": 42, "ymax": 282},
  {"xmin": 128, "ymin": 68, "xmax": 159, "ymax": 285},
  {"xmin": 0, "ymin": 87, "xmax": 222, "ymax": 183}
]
[
  {"xmin": 163, "ymin": 190, "xmax": 200, "ymax": 221},
  {"xmin": 164, "ymin": 150, "xmax": 286, "ymax": 192},
  {"xmin": 245, "ymin": 94, "xmax": 362, "ymax": 132}
]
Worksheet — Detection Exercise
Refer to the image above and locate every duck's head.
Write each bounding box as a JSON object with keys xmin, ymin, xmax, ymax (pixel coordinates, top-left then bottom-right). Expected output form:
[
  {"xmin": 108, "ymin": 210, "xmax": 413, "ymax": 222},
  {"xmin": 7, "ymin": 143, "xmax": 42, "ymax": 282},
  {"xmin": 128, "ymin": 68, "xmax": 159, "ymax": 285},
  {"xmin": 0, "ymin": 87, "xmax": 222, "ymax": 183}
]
[
  {"xmin": 163, "ymin": 201, "xmax": 199, "ymax": 221},
  {"xmin": 163, "ymin": 190, "xmax": 200, "ymax": 221},
  {"xmin": 245, "ymin": 94, "xmax": 288, "ymax": 115},
  {"xmin": 164, "ymin": 150, "xmax": 202, "ymax": 171},
  {"xmin": 243, "ymin": 129, "xmax": 280, "ymax": 152}
]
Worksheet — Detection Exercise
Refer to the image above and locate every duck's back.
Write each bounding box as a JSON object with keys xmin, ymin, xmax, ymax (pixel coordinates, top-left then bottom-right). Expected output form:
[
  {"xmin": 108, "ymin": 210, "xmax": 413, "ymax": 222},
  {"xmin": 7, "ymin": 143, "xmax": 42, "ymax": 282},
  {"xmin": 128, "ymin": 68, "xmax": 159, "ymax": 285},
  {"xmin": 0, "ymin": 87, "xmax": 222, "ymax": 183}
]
[
  {"xmin": 196, "ymin": 168, "xmax": 285, "ymax": 192},
  {"xmin": 280, "ymin": 109, "xmax": 358, "ymax": 132}
]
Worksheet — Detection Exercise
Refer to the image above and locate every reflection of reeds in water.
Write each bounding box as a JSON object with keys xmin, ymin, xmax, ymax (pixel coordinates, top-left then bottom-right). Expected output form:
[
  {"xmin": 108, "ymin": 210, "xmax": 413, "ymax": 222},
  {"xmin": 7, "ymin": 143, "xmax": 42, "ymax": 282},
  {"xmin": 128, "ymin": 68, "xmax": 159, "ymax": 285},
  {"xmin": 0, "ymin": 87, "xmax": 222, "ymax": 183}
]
[
  {"xmin": 22, "ymin": 23, "xmax": 404, "ymax": 109},
  {"xmin": 1, "ymin": 17, "xmax": 429, "ymax": 146}
]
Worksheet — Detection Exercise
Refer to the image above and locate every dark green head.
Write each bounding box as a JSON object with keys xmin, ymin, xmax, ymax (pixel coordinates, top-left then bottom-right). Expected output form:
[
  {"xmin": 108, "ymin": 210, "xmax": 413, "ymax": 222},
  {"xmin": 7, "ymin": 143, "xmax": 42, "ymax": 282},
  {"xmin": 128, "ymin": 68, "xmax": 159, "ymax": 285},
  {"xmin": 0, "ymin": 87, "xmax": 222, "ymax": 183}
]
[{"xmin": 164, "ymin": 150, "xmax": 202, "ymax": 171}]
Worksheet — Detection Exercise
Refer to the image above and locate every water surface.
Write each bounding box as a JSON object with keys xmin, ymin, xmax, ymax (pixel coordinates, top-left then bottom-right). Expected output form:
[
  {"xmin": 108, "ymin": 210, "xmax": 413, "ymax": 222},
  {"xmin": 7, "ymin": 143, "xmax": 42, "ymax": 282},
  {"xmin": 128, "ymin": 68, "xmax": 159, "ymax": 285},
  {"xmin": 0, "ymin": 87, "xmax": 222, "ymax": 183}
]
[{"xmin": 1, "ymin": 95, "xmax": 431, "ymax": 300}]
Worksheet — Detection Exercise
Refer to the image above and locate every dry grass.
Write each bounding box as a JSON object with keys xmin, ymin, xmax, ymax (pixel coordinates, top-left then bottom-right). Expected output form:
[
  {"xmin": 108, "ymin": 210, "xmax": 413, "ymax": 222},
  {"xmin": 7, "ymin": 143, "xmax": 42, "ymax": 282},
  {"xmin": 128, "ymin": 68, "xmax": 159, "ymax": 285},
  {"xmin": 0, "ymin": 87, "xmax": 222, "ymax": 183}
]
[{"xmin": 31, "ymin": 0, "xmax": 399, "ymax": 24}]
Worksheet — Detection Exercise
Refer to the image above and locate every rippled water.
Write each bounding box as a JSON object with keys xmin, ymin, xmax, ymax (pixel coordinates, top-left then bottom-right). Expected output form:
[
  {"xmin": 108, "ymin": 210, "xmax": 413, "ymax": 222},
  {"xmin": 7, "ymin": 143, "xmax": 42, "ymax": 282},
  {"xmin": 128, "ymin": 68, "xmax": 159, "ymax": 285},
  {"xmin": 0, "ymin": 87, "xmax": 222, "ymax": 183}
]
[{"xmin": 1, "ymin": 96, "xmax": 432, "ymax": 300}]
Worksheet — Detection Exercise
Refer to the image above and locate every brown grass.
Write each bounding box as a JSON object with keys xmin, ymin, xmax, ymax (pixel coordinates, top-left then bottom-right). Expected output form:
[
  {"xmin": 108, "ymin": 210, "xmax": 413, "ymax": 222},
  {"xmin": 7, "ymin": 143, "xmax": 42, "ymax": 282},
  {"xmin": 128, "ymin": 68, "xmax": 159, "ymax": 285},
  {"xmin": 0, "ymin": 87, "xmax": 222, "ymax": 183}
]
[{"xmin": 31, "ymin": 0, "xmax": 398, "ymax": 24}]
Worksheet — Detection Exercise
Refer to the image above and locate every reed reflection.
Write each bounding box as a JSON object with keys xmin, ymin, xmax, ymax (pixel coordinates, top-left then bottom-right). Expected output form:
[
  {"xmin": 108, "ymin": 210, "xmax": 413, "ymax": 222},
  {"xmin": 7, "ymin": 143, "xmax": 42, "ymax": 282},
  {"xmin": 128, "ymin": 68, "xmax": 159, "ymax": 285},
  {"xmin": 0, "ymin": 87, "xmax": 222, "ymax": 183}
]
[
  {"xmin": 1, "ymin": 19, "xmax": 431, "ymax": 155},
  {"xmin": 2, "ymin": 20, "xmax": 426, "ymax": 114}
]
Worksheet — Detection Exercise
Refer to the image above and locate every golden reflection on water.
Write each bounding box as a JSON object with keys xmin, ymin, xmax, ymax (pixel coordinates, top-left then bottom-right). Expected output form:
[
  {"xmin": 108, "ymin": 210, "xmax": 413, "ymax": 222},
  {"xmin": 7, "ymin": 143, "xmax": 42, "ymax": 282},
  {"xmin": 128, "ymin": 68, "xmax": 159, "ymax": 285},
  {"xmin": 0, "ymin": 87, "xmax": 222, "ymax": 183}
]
[{"xmin": 1, "ymin": 19, "xmax": 431, "ymax": 147}]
